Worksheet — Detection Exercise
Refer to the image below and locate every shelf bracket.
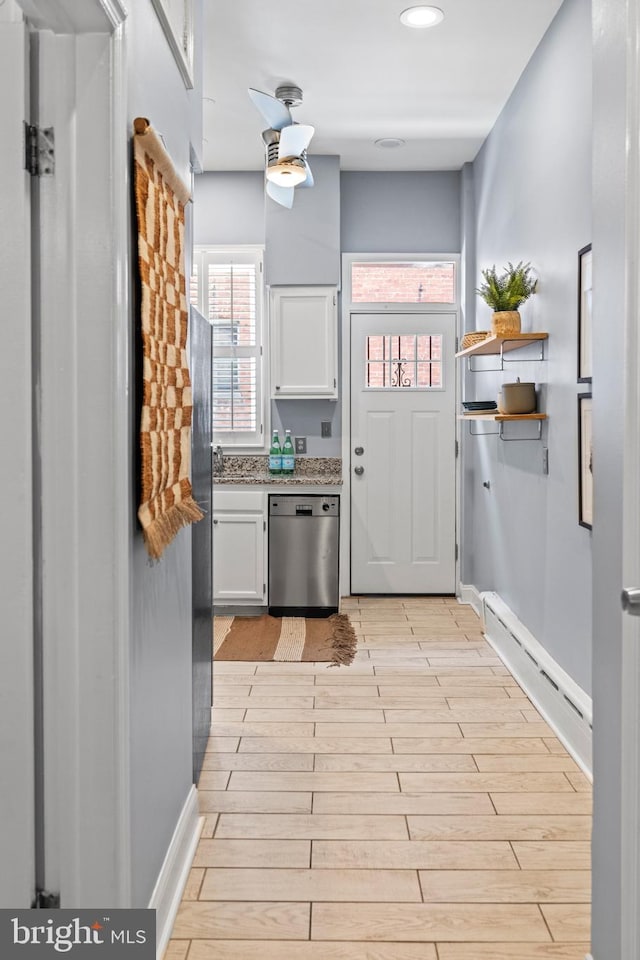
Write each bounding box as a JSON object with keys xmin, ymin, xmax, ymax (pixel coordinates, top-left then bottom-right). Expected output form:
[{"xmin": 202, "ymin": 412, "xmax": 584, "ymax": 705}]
[
  {"xmin": 499, "ymin": 420, "xmax": 544, "ymax": 442},
  {"xmin": 501, "ymin": 338, "xmax": 546, "ymax": 363},
  {"xmin": 466, "ymin": 338, "xmax": 547, "ymax": 373},
  {"xmin": 467, "ymin": 354, "xmax": 504, "ymax": 374},
  {"xmin": 468, "ymin": 421, "xmax": 500, "ymax": 437}
]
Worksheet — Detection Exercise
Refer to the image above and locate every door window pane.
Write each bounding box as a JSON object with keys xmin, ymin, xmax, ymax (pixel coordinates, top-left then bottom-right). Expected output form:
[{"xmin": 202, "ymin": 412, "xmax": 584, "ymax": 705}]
[{"xmin": 365, "ymin": 335, "xmax": 443, "ymax": 390}]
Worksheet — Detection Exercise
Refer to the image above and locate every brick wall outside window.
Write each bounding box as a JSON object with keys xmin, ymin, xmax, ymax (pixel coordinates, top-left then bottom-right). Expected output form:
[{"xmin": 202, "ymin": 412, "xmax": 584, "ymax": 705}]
[{"xmin": 352, "ymin": 261, "xmax": 455, "ymax": 304}]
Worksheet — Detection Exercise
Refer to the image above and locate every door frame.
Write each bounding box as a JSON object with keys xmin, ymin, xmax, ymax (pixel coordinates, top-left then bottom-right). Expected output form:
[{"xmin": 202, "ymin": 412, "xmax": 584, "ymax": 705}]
[
  {"xmin": 340, "ymin": 252, "xmax": 462, "ymax": 598},
  {"xmin": 16, "ymin": 0, "xmax": 132, "ymax": 905},
  {"xmin": 620, "ymin": 0, "xmax": 640, "ymax": 948},
  {"xmin": 0, "ymin": 0, "xmax": 35, "ymax": 908}
]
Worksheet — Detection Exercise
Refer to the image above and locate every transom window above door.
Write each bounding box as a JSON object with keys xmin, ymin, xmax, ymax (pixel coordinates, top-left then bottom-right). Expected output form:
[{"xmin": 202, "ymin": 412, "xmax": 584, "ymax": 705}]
[
  {"xmin": 351, "ymin": 261, "xmax": 456, "ymax": 304},
  {"xmin": 366, "ymin": 334, "xmax": 443, "ymax": 389}
]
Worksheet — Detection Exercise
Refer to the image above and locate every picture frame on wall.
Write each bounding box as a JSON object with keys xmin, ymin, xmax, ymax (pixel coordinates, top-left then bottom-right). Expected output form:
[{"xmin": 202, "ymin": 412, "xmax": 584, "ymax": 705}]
[
  {"xmin": 151, "ymin": 0, "xmax": 194, "ymax": 89},
  {"xmin": 578, "ymin": 393, "xmax": 593, "ymax": 530},
  {"xmin": 578, "ymin": 243, "xmax": 592, "ymax": 382}
]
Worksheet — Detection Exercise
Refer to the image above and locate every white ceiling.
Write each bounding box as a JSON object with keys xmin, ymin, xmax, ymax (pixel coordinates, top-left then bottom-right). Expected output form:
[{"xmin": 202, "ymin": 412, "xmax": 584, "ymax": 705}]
[{"xmin": 202, "ymin": 0, "xmax": 563, "ymax": 172}]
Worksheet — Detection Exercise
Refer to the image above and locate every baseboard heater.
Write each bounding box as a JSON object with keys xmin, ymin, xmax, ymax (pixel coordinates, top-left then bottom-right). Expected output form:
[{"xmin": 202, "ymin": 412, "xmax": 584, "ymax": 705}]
[{"xmin": 480, "ymin": 591, "xmax": 592, "ymax": 777}]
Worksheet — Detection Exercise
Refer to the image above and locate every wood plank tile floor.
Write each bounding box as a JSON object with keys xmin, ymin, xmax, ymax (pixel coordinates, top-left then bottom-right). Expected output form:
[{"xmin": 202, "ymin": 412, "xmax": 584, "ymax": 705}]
[{"xmin": 165, "ymin": 597, "xmax": 592, "ymax": 960}]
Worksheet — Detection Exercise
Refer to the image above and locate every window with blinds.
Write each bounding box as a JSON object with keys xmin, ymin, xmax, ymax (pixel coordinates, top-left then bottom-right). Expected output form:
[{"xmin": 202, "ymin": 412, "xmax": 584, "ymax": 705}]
[{"xmin": 191, "ymin": 248, "xmax": 264, "ymax": 447}]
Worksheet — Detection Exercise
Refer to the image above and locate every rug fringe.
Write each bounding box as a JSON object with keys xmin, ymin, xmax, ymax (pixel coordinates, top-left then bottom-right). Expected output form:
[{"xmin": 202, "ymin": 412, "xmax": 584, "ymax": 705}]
[
  {"xmin": 327, "ymin": 613, "xmax": 358, "ymax": 667},
  {"xmin": 141, "ymin": 497, "xmax": 204, "ymax": 559}
]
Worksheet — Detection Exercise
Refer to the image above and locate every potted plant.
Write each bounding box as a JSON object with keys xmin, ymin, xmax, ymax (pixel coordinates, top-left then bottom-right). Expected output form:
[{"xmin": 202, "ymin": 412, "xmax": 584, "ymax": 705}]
[{"xmin": 476, "ymin": 261, "xmax": 537, "ymax": 336}]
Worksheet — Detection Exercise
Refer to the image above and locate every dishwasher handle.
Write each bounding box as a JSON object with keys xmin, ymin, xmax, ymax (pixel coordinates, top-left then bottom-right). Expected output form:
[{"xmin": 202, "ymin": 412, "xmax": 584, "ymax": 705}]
[{"xmin": 295, "ymin": 505, "xmax": 313, "ymax": 515}]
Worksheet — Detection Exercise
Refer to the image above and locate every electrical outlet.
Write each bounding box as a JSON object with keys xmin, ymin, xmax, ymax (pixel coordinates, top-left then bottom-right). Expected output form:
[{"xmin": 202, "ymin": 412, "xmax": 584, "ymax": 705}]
[
  {"xmin": 321, "ymin": 421, "xmax": 332, "ymax": 438},
  {"xmin": 295, "ymin": 436, "xmax": 307, "ymax": 454}
]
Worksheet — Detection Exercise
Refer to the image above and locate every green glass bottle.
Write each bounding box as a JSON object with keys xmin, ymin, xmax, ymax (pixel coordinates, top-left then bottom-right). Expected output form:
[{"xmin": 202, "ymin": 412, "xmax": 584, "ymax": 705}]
[
  {"xmin": 282, "ymin": 429, "xmax": 295, "ymax": 475},
  {"xmin": 269, "ymin": 429, "xmax": 282, "ymax": 475}
]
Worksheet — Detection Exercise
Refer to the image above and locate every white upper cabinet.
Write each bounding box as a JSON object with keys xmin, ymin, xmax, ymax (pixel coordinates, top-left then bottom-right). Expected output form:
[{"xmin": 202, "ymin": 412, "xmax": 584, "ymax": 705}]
[{"xmin": 270, "ymin": 286, "xmax": 338, "ymax": 399}]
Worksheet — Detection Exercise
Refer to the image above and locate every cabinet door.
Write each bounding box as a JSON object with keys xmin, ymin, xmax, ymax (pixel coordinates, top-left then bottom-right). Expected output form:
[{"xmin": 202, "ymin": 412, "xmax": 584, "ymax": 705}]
[
  {"xmin": 271, "ymin": 286, "xmax": 338, "ymax": 398},
  {"xmin": 213, "ymin": 512, "xmax": 266, "ymax": 603}
]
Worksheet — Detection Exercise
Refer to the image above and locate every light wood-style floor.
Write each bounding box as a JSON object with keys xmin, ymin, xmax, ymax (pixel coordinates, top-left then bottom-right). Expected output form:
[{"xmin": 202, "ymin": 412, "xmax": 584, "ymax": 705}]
[{"xmin": 165, "ymin": 597, "xmax": 592, "ymax": 959}]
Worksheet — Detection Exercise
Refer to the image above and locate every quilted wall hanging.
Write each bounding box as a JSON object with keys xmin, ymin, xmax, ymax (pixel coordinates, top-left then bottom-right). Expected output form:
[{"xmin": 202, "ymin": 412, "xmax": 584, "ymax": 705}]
[{"xmin": 133, "ymin": 116, "xmax": 203, "ymax": 558}]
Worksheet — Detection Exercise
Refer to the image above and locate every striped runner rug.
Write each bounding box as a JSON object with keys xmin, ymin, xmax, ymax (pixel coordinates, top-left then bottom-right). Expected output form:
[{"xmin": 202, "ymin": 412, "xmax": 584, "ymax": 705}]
[{"xmin": 213, "ymin": 614, "xmax": 357, "ymax": 666}]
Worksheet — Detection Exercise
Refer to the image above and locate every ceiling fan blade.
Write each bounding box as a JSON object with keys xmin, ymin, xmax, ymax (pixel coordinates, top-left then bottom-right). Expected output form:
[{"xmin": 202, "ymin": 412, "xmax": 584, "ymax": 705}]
[
  {"xmin": 299, "ymin": 161, "xmax": 314, "ymax": 188},
  {"xmin": 278, "ymin": 124, "xmax": 315, "ymax": 159},
  {"xmin": 266, "ymin": 180, "xmax": 295, "ymax": 209},
  {"xmin": 248, "ymin": 88, "xmax": 292, "ymax": 131}
]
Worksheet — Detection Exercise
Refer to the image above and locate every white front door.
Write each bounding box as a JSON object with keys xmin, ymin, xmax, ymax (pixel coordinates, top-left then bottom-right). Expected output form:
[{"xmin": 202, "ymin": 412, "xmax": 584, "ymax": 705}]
[{"xmin": 350, "ymin": 313, "xmax": 456, "ymax": 594}]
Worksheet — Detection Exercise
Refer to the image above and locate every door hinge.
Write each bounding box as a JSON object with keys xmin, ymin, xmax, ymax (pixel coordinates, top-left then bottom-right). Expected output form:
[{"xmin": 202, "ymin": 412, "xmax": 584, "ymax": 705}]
[
  {"xmin": 455, "ymin": 439, "xmax": 459, "ymax": 458},
  {"xmin": 333, "ymin": 293, "xmax": 337, "ymax": 306},
  {"xmin": 263, "ymin": 520, "xmax": 266, "ymax": 531},
  {"xmin": 455, "ymin": 336, "xmax": 459, "ymax": 351},
  {"xmin": 34, "ymin": 889, "xmax": 60, "ymax": 909},
  {"xmin": 455, "ymin": 543, "xmax": 459, "ymax": 561},
  {"xmin": 25, "ymin": 123, "xmax": 55, "ymax": 177},
  {"xmin": 263, "ymin": 583, "xmax": 266, "ymax": 594}
]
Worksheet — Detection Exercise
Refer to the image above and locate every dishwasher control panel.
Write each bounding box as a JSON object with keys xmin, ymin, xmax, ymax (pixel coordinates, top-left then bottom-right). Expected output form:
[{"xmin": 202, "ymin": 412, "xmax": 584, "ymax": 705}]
[{"xmin": 269, "ymin": 496, "xmax": 339, "ymax": 517}]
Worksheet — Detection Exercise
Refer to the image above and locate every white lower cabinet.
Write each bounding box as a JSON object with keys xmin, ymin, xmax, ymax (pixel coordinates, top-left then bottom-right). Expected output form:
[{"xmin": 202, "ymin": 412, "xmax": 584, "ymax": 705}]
[{"xmin": 213, "ymin": 490, "xmax": 267, "ymax": 605}]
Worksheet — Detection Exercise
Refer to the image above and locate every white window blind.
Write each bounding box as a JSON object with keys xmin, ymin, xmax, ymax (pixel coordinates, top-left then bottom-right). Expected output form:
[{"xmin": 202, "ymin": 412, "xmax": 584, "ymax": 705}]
[{"xmin": 192, "ymin": 248, "xmax": 264, "ymax": 447}]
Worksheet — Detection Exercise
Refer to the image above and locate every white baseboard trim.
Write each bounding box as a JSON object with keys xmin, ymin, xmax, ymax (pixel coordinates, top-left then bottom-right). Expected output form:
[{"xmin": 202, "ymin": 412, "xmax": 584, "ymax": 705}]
[
  {"xmin": 149, "ymin": 785, "xmax": 203, "ymax": 959},
  {"xmin": 457, "ymin": 583, "xmax": 484, "ymax": 618},
  {"xmin": 480, "ymin": 590, "xmax": 593, "ymax": 778}
]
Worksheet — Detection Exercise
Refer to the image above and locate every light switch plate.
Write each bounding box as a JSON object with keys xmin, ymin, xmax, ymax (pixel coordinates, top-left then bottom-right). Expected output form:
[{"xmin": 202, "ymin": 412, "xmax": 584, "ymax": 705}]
[
  {"xmin": 295, "ymin": 436, "xmax": 307, "ymax": 454},
  {"xmin": 321, "ymin": 421, "xmax": 332, "ymax": 438}
]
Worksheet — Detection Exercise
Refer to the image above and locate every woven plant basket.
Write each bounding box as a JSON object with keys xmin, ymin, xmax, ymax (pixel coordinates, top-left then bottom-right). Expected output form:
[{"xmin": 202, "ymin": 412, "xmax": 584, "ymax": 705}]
[
  {"xmin": 461, "ymin": 330, "xmax": 489, "ymax": 349},
  {"xmin": 491, "ymin": 310, "xmax": 521, "ymax": 336}
]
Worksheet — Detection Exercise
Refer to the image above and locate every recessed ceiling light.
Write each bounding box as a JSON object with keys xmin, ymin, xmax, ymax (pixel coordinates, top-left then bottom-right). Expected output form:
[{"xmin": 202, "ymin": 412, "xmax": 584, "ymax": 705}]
[
  {"xmin": 375, "ymin": 138, "xmax": 406, "ymax": 149},
  {"xmin": 400, "ymin": 5, "xmax": 444, "ymax": 28}
]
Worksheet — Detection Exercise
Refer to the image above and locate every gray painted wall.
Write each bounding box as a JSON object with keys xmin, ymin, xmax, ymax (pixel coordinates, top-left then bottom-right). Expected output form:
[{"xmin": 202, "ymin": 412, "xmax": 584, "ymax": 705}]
[
  {"xmin": 591, "ymin": 0, "xmax": 627, "ymax": 953},
  {"xmin": 265, "ymin": 156, "xmax": 341, "ymax": 285},
  {"xmin": 194, "ymin": 170, "xmax": 462, "ymax": 257},
  {"xmin": 340, "ymin": 171, "xmax": 461, "ymax": 253},
  {"xmin": 272, "ymin": 400, "xmax": 341, "ymax": 457},
  {"xmin": 194, "ymin": 172, "xmax": 265, "ymax": 245},
  {"xmin": 464, "ymin": 0, "xmax": 593, "ymax": 693},
  {"xmin": 128, "ymin": 0, "xmax": 202, "ymax": 907}
]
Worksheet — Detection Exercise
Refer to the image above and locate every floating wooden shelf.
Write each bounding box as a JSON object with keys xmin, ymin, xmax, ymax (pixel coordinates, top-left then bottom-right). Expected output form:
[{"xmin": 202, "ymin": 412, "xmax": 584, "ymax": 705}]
[
  {"xmin": 455, "ymin": 332, "xmax": 548, "ymax": 360},
  {"xmin": 458, "ymin": 413, "xmax": 547, "ymax": 422}
]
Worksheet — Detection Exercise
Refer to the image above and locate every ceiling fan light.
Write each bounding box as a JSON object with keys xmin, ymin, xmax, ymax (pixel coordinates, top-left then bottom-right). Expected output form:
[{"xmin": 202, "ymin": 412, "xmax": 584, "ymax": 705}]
[
  {"xmin": 400, "ymin": 5, "xmax": 444, "ymax": 28},
  {"xmin": 266, "ymin": 160, "xmax": 307, "ymax": 187}
]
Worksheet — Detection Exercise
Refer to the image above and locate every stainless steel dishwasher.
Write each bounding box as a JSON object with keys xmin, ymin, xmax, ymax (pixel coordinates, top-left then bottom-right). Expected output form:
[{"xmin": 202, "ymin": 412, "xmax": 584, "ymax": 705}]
[{"xmin": 268, "ymin": 494, "xmax": 340, "ymax": 617}]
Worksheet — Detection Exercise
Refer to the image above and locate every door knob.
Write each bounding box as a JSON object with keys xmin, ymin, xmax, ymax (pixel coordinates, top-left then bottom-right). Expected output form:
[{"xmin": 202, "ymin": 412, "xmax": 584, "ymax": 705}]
[
  {"xmin": 354, "ymin": 466, "xmax": 364, "ymax": 476},
  {"xmin": 622, "ymin": 587, "xmax": 640, "ymax": 615},
  {"xmin": 354, "ymin": 446, "xmax": 364, "ymax": 456}
]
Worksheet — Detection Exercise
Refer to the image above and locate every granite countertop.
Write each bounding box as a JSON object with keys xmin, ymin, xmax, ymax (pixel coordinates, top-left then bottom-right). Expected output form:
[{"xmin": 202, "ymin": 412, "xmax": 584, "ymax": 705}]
[{"xmin": 213, "ymin": 455, "xmax": 343, "ymax": 486}]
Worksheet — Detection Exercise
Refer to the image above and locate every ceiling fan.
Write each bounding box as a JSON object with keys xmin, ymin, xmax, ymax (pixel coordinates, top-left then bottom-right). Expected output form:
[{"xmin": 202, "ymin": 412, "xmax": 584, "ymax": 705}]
[{"xmin": 248, "ymin": 84, "xmax": 314, "ymax": 209}]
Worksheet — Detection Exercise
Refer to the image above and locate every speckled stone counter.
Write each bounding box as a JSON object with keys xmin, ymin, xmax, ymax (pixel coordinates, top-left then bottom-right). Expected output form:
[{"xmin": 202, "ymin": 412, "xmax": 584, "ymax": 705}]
[{"xmin": 213, "ymin": 456, "xmax": 343, "ymax": 485}]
